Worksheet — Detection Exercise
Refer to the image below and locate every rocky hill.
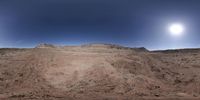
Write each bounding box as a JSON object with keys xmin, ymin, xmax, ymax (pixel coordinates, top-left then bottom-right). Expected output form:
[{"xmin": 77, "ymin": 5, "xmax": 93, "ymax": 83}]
[{"xmin": 0, "ymin": 44, "xmax": 200, "ymax": 100}]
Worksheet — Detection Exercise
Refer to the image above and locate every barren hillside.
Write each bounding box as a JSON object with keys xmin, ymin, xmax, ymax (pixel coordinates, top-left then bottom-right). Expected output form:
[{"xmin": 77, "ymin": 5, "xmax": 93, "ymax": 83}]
[{"xmin": 0, "ymin": 44, "xmax": 200, "ymax": 100}]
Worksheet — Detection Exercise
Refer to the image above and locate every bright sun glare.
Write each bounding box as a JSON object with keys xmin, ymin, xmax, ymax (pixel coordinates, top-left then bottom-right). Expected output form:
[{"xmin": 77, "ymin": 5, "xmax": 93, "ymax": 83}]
[{"xmin": 169, "ymin": 23, "xmax": 184, "ymax": 36}]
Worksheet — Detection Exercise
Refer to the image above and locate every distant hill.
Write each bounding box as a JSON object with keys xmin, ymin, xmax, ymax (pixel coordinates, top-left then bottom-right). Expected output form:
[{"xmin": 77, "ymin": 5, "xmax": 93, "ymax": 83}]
[{"xmin": 35, "ymin": 43, "xmax": 58, "ymax": 48}]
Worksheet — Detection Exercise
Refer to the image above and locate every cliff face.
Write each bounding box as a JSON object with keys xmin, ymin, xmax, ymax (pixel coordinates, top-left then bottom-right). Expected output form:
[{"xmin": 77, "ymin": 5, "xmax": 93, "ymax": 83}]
[{"xmin": 0, "ymin": 44, "xmax": 200, "ymax": 100}]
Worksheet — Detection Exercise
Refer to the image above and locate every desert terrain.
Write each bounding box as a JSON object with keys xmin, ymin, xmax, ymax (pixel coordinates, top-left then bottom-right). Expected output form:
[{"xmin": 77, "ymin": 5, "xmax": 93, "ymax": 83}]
[{"xmin": 0, "ymin": 43, "xmax": 200, "ymax": 100}]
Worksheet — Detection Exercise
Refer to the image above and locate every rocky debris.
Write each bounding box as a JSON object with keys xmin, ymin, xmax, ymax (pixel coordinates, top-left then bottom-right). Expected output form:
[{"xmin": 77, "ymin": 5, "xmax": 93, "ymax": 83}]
[{"xmin": 0, "ymin": 43, "xmax": 200, "ymax": 100}]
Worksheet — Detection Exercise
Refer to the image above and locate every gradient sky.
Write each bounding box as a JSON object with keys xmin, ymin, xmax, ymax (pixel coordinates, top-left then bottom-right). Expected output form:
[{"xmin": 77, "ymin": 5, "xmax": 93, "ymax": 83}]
[{"xmin": 0, "ymin": 0, "xmax": 200, "ymax": 50}]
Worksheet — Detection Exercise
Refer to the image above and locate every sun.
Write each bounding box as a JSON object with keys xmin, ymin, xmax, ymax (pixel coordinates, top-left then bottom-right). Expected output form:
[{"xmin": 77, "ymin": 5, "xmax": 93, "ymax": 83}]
[{"xmin": 169, "ymin": 23, "xmax": 184, "ymax": 36}]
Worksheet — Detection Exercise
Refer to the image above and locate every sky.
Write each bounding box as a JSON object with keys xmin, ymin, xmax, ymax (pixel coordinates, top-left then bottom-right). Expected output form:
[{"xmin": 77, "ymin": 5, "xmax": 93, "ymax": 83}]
[{"xmin": 0, "ymin": 0, "xmax": 200, "ymax": 50}]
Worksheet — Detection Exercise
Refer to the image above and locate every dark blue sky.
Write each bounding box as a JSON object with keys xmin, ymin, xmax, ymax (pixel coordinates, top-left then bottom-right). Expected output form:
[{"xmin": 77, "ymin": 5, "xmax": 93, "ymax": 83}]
[{"xmin": 0, "ymin": 0, "xmax": 200, "ymax": 50}]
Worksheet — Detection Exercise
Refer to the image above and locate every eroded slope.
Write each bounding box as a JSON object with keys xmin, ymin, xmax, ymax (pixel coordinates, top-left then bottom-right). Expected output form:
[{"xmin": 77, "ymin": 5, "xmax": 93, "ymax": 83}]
[{"xmin": 0, "ymin": 44, "xmax": 200, "ymax": 99}]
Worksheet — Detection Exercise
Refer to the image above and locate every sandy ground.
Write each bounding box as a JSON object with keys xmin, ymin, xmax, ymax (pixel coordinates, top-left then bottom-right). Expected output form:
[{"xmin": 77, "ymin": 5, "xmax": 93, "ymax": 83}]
[{"xmin": 0, "ymin": 44, "xmax": 200, "ymax": 100}]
